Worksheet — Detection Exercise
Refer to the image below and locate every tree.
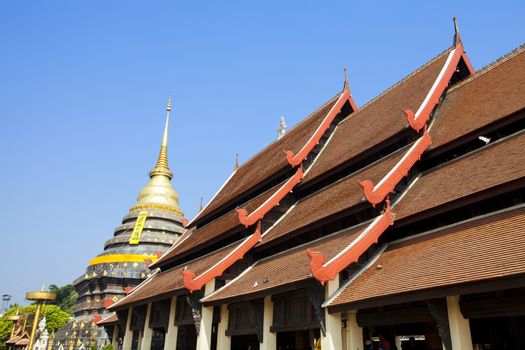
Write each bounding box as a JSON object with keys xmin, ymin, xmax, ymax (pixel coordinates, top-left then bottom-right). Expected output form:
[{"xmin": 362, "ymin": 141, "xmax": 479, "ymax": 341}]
[
  {"xmin": 0, "ymin": 305, "xmax": 70, "ymax": 350},
  {"xmin": 49, "ymin": 284, "xmax": 78, "ymax": 316}
]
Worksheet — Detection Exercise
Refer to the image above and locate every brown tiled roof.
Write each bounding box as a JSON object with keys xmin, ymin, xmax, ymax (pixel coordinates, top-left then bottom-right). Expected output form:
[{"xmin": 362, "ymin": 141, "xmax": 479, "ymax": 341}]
[
  {"xmin": 110, "ymin": 243, "xmax": 236, "ymax": 309},
  {"xmin": 329, "ymin": 205, "xmax": 525, "ymax": 308},
  {"xmin": 6, "ymin": 336, "xmax": 21, "ymax": 345},
  {"xmin": 430, "ymin": 46, "xmax": 525, "ymax": 149},
  {"xmin": 156, "ymin": 183, "xmax": 279, "ymax": 266},
  {"xmin": 304, "ymin": 49, "xmax": 451, "ymax": 183},
  {"xmin": 192, "ymin": 94, "xmax": 341, "ymax": 223},
  {"xmin": 261, "ymin": 147, "xmax": 406, "ymax": 245},
  {"xmin": 97, "ymin": 312, "xmax": 118, "ymax": 325},
  {"xmin": 203, "ymin": 222, "xmax": 368, "ymax": 303},
  {"xmin": 16, "ymin": 339, "xmax": 29, "ymax": 346},
  {"xmin": 395, "ymin": 131, "xmax": 525, "ymax": 220}
]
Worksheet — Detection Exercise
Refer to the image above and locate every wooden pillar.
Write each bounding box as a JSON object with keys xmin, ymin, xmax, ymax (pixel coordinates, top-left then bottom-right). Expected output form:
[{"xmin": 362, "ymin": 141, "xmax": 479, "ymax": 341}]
[
  {"xmin": 322, "ymin": 276, "xmax": 343, "ymax": 350},
  {"xmin": 196, "ymin": 280, "xmax": 215, "ymax": 350},
  {"xmin": 140, "ymin": 304, "xmax": 153, "ymax": 350},
  {"xmin": 111, "ymin": 324, "xmax": 119, "ymax": 349},
  {"xmin": 216, "ymin": 304, "xmax": 231, "ymax": 350},
  {"xmin": 345, "ymin": 311, "xmax": 363, "ymax": 350},
  {"xmin": 164, "ymin": 297, "xmax": 178, "ymax": 350},
  {"xmin": 447, "ymin": 296, "xmax": 473, "ymax": 350},
  {"xmin": 260, "ymin": 296, "xmax": 276, "ymax": 350},
  {"xmin": 122, "ymin": 308, "xmax": 133, "ymax": 350}
]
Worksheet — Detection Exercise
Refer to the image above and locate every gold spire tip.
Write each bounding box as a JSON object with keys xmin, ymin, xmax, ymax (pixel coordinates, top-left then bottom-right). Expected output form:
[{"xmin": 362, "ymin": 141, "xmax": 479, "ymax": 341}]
[{"xmin": 148, "ymin": 97, "xmax": 173, "ymax": 179}]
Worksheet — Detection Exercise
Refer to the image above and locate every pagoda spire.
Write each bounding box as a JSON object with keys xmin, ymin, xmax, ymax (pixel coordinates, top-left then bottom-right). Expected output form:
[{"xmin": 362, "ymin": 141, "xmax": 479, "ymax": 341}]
[
  {"xmin": 132, "ymin": 95, "xmax": 182, "ymax": 215},
  {"xmin": 453, "ymin": 16, "xmax": 462, "ymax": 47},
  {"xmin": 149, "ymin": 95, "xmax": 173, "ymax": 180}
]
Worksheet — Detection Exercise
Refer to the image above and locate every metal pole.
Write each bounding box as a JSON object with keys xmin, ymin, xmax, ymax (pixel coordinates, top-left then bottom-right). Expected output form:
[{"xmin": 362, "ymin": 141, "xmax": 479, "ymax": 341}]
[{"xmin": 28, "ymin": 300, "xmax": 43, "ymax": 350}]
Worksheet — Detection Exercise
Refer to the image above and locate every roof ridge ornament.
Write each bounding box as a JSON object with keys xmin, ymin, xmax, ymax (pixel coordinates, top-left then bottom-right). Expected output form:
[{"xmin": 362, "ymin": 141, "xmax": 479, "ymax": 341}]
[
  {"xmin": 453, "ymin": 16, "xmax": 462, "ymax": 47},
  {"xmin": 277, "ymin": 116, "xmax": 287, "ymax": 140},
  {"xmin": 343, "ymin": 67, "xmax": 350, "ymax": 93},
  {"xmin": 234, "ymin": 153, "xmax": 239, "ymax": 171},
  {"xmin": 182, "ymin": 221, "xmax": 262, "ymax": 292}
]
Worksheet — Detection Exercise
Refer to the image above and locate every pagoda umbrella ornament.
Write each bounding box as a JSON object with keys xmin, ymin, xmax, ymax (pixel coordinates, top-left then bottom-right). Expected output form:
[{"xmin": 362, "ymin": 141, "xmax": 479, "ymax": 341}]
[
  {"xmin": 5, "ymin": 312, "xmax": 22, "ymax": 337},
  {"xmin": 26, "ymin": 286, "xmax": 56, "ymax": 350},
  {"xmin": 5, "ymin": 312, "xmax": 24, "ymax": 350}
]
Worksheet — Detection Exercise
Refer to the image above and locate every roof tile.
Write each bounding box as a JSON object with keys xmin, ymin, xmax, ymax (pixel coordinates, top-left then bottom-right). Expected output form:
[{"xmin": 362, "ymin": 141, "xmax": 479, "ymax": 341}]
[
  {"xmin": 305, "ymin": 50, "xmax": 451, "ymax": 182},
  {"xmin": 329, "ymin": 205, "xmax": 525, "ymax": 308},
  {"xmin": 430, "ymin": 47, "xmax": 525, "ymax": 149},
  {"xmin": 396, "ymin": 131, "xmax": 525, "ymax": 220}
]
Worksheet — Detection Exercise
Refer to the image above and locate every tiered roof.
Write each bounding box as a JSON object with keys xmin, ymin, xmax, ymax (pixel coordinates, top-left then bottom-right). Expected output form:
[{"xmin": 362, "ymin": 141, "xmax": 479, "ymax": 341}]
[
  {"xmin": 191, "ymin": 93, "xmax": 343, "ymax": 224},
  {"xmin": 327, "ymin": 204, "xmax": 525, "ymax": 311},
  {"xmin": 110, "ymin": 25, "xmax": 525, "ymax": 311}
]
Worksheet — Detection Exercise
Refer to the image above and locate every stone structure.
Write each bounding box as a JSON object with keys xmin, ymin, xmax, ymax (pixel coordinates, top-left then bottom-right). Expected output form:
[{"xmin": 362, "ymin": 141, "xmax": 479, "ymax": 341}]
[{"xmin": 54, "ymin": 98, "xmax": 185, "ymax": 349}]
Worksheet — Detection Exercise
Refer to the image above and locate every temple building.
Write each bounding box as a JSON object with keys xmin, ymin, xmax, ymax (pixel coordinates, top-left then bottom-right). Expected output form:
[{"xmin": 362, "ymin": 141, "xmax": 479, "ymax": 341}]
[
  {"xmin": 102, "ymin": 19, "xmax": 525, "ymax": 350},
  {"xmin": 55, "ymin": 98, "xmax": 186, "ymax": 349}
]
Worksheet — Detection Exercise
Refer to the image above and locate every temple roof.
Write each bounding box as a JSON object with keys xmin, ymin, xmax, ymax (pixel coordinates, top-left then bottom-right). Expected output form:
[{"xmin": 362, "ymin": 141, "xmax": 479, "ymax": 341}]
[
  {"xmin": 327, "ymin": 205, "xmax": 525, "ymax": 311},
  {"xmin": 191, "ymin": 93, "xmax": 343, "ymax": 225},
  {"xmin": 303, "ymin": 48, "xmax": 451, "ymax": 183},
  {"xmin": 202, "ymin": 221, "xmax": 367, "ymax": 304},
  {"xmin": 109, "ymin": 241, "xmax": 238, "ymax": 309},
  {"xmin": 96, "ymin": 312, "xmax": 118, "ymax": 326},
  {"xmin": 111, "ymin": 26, "xmax": 525, "ymax": 303},
  {"xmin": 153, "ymin": 182, "xmax": 281, "ymax": 267},
  {"xmin": 395, "ymin": 131, "xmax": 525, "ymax": 221},
  {"xmin": 260, "ymin": 147, "xmax": 406, "ymax": 247},
  {"xmin": 429, "ymin": 44, "xmax": 525, "ymax": 151}
]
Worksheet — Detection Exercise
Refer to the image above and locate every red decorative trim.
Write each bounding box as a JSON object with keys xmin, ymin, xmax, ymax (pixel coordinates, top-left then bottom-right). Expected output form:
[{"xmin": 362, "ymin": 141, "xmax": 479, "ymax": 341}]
[
  {"xmin": 104, "ymin": 298, "xmax": 114, "ymax": 309},
  {"xmin": 285, "ymin": 89, "xmax": 357, "ymax": 167},
  {"xmin": 359, "ymin": 128, "xmax": 432, "ymax": 206},
  {"xmin": 94, "ymin": 315, "xmax": 102, "ymax": 324},
  {"xmin": 182, "ymin": 218, "xmax": 189, "ymax": 227},
  {"xmin": 124, "ymin": 286, "xmax": 134, "ymax": 295},
  {"xmin": 182, "ymin": 222, "xmax": 262, "ymax": 293},
  {"xmin": 308, "ymin": 201, "xmax": 394, "ymax": 285},
  {"xmin": 404, "ymin": 43, "xmax": 475, "ymax": 132},
  {"xmin": 236, "ymin": 167, "xmax": 304, "ymax": 227}
]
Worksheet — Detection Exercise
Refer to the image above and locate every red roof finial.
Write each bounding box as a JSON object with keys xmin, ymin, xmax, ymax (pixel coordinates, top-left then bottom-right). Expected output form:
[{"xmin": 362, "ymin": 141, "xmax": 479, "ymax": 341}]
[{"xmin": 453, "ymin": 16, "xmax": 462, "ymax": 47}]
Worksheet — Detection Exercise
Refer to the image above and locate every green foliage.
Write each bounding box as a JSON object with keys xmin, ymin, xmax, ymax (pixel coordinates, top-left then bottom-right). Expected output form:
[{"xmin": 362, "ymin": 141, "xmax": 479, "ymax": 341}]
[
  {"xmin": 90, "ymin": 346, "xmax": 98, "ymax": 350},
  {"xmin": 0, "ymin": 304, "xmax": 71, "ymax": 350},
  {"xmin": 104, "ymin": 344, "xmax": 115, "ymax": 350},
  {"xmin": 49, "ymin": 284, "xmax": 78, "ymax": 315}
]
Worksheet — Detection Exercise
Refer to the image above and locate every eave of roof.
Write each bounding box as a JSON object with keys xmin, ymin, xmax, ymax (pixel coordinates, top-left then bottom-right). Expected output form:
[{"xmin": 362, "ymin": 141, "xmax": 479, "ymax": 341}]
[
  {"xmin": 109, "ymin": 241, "xmax": 238, "ymax": 310},
  {"xmin": 327, "ymin": 204, "xmax": 525, "ymax": 311},
  {"xmin": 395, "ymin": 130, "xmax": 525, "ymax": 221}
]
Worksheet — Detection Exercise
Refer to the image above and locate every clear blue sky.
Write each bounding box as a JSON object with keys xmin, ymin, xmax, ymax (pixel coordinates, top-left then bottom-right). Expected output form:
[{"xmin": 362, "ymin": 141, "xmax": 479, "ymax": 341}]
[{"xmin": 0, "ymin": 1, "xmax": 523, "ymax": 306}]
